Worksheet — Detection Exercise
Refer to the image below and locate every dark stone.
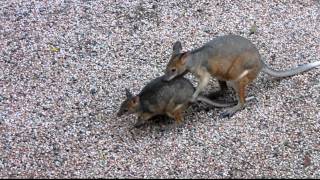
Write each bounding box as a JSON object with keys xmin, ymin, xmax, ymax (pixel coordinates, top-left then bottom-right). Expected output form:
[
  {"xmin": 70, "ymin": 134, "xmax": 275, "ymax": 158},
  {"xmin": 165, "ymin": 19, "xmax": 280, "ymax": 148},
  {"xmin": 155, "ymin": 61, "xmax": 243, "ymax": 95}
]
[{"xmin": 90, "ymin": 88, "xmax": 97, "ymax": 95}]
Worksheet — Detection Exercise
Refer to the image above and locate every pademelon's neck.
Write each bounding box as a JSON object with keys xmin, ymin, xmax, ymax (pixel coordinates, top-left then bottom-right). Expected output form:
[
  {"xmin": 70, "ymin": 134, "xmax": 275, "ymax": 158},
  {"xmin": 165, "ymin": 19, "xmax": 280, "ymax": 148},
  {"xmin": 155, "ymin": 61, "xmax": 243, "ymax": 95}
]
[{"xmin": 186, "ymin": 51, "xmax": 206, "ymax": 73}]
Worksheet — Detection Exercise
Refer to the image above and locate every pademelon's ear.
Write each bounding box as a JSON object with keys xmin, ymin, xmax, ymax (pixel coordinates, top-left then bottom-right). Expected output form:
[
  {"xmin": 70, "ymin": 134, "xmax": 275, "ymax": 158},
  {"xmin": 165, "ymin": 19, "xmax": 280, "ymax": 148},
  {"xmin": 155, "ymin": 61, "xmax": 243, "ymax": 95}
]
[
  {"xmin": 172, "ymin": 41, "xmax": 182, "ymax": 55},
  {"xmin": 180, "ymin": 52, "xmax": 190, "ymax": 64},
  {"xmin": 125, "ymin": 88, "xmax": 133, "ymax": 98}
]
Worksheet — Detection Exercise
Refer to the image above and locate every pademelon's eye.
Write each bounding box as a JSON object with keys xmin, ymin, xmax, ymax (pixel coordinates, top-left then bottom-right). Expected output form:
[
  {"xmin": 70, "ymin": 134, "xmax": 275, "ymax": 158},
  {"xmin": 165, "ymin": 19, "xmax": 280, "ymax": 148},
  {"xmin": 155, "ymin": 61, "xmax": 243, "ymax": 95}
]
[{"xmin": 171, "ymin": 68, "xmax": 176, "ymax": 73}]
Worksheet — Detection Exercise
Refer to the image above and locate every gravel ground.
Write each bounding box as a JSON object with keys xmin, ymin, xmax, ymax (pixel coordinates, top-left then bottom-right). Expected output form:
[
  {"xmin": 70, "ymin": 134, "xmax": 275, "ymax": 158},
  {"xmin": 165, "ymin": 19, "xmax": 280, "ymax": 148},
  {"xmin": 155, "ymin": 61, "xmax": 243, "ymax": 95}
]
[{"xmin": 1, "ymin": 0, "xmax": 320, "ymax": 178}]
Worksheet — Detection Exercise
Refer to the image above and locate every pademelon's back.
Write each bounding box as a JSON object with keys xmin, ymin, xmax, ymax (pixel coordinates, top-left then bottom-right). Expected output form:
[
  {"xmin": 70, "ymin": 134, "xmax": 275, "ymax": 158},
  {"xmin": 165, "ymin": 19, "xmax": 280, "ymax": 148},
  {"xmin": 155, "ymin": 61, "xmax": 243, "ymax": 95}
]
[
  {"xmin": 138, "ymin": 76, "xmax": 194, "ymax": 112},
  {"xmin": 192, "ymin": 34, "xmax": 259, "ymax": 58}
]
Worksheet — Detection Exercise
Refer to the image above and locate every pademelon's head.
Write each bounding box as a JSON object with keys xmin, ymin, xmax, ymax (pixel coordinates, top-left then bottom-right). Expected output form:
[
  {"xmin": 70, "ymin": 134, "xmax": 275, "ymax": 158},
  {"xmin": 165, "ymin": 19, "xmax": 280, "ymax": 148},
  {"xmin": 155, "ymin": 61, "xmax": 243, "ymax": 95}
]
[
  {"xmin": 117, "ymin": 88, "xmax": 140, "ymax": 117},
  {"xmin": 163, "ymin": 41, "xmax": 190, "ymax": 81}
]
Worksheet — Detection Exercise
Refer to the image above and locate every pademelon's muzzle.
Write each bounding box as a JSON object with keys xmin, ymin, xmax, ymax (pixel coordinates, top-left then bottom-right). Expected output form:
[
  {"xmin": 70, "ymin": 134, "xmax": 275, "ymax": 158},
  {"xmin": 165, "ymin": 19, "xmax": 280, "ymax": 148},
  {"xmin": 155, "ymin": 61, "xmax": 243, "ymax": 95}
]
[
  {"xmin": 163, "ymin": 70, "xmax": 177, "ymax": 81},
  {"xmin": 163, "ymin": 74, "xmax": 174, "ymax": 81}
]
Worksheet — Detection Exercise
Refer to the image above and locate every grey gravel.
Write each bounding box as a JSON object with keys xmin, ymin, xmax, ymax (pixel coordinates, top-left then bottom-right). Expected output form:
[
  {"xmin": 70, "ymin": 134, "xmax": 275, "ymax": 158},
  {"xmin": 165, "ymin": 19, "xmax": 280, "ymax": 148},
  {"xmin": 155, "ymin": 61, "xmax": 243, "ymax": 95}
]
[{"xmin": 1, "ymin": 0, "xmax": 320, "ymax": 178}]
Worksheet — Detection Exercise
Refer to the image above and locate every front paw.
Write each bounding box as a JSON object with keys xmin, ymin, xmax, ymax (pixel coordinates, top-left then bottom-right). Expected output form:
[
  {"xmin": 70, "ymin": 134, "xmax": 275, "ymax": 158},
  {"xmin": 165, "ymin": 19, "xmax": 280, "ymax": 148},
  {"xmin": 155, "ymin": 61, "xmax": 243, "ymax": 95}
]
[
  {"xmin": 190, "ymin": 96, "xmax": 197, "ymax": 103},
  {"xmin": 219, "ymin": 109, "xmax": 236, "ymax": 119}
]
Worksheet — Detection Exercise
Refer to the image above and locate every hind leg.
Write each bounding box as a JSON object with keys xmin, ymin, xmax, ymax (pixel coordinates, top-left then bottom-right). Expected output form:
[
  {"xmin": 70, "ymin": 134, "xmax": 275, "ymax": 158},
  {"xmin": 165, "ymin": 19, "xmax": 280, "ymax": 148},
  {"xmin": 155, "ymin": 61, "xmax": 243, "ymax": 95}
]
[
  {"xmin": 167, "ymin": 104, "xmax": 187, "ymax": 125},
  {"xmin": 220, "ymin": 80, "xmax": 246, "ymax": 118},
  {"xmin": 219, "ymin": 68, "xmax": 259, "ymax": 118},
  {"xmin": 173, "ymin": 109, "xmax": 183, "ymax": 124}
]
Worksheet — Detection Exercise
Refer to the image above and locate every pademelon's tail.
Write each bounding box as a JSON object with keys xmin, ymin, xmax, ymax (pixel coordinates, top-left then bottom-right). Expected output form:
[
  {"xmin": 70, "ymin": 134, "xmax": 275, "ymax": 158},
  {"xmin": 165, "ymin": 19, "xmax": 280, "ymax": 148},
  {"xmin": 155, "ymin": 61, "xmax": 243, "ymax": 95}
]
[
  {"xmin": 262, "ymin": 61, "xmax": 320, "ymax": 78},
  {"xmin": 197, "ymin": 96, "xmax": 256, "ymax": 108}
]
